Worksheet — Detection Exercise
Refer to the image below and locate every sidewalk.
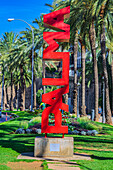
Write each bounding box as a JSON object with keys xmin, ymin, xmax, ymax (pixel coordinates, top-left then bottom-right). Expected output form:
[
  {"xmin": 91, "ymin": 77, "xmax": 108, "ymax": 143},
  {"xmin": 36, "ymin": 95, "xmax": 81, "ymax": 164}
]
[
  {"xmin": 47, "ymin": 161, "xmax": 80, "ymax": 170},
  {"xmin": 18, "ymin": 152, "xmax": 91, "ymax": 170}
]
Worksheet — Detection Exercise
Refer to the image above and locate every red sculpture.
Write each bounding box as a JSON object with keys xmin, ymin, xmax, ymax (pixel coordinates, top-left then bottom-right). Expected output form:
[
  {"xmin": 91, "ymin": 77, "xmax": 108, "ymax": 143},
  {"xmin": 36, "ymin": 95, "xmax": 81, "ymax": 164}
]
[{"xmin": 41, "ymin": 6, "xmax": 70, "ymax": 135}]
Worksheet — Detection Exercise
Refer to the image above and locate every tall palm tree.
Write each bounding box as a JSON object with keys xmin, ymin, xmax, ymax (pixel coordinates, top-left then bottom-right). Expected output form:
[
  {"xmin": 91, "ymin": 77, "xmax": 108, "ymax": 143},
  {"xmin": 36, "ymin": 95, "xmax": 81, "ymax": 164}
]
[
  {"xmin": 0, "ymin": 63, "xmax": 4, "ymax": 112},
  {"xmin": 106, "ymin": 31, "xmax": 113, "ymax": 116},
  {"xmin": 79, "ymin": 38, "xmax": 87, "ymax": 116},
  {"xmin": 89, "ymin": 18, "xmax": 99, "ymax": 121},
  {"xmin": 0, "ymin": 32, "xmax": 19, "ymax": 111},
  {"xmin": 94, "ymin": 0, "xmax": 112, "ymax": 124},
  {"xmin": 20, "ymin": 24, "xmax": 43, "ymax": 109}
]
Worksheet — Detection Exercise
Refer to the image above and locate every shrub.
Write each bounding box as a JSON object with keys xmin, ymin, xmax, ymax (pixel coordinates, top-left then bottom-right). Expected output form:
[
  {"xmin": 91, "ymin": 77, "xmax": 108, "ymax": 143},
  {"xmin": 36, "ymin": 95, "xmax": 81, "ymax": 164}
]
[
  {"xmin": 28, "ymin": 116, "xmax": 41, "ymax": 127},
  {"xmin": 77, "ymin": 117, "xmax": 102, "ymax": 132},
  {"xmin": 26, "ymin": 129, "xmax": 32, "ymax": 134},
  {"xmin": 63, "ymin": 111, "xmax": 70, "ymax": 116},
  {"xmin": 68, "ymin": 125, "xmax": 74, "ymax": 131},
  {"xmin": 15, "ymin": 128, "xmax": 25, "ymax": 134},
  {"xmin": 73, "ymin": 130, "xmax": 79, "ymax": 135},
  {"xmin": 71, "ymin": 114, "xmax": 76, "ymax": 118},
  {"xmin": 87, "ymin": 130, "xmax": 98, "ymax": 136},
  {"xmin": 77, "ymin": 116, "xmax": 89, "ymax": 123},
  {"xmin": 81, "ymin": 131, "xmax": 86, "ymax": 135},
  {"xmin": 85, "ymin": 122, "xmax": 100, "ymax": 131},
  {"xmin": 19, "ymin": 121, "xmax": 28, "ymax": 129},
  {"xmin": 41, "ymin": 160, "xmax": 48, "ymax": 170},
  {"xmin": 34, "ymin": 109, "xmax": 43, "ymax": 115}
]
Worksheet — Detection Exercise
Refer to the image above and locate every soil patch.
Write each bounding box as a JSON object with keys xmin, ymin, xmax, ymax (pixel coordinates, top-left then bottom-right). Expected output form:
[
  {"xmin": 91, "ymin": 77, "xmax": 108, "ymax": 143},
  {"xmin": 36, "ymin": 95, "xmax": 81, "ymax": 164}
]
[{"xmin": 6, "ymin": 161, "xmax": 43, "ymax": 170}]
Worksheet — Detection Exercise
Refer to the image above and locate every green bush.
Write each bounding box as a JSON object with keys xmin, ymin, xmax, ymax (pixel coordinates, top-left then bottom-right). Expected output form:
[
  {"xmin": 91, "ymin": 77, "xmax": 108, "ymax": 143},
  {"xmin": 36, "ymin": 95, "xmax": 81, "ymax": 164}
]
[
  {"xmin": 63, "ymin": 111, "xmax": 70, "ymax": 116},
  {"xmin": 28, "ymin": 116, "xmax": 41, "ymax": 127},
  {"xmin": 34, "ymin": 109, "xmax": 42, "ymax": 115},
  {"xmin": 71, "ymin": 114, "xmax": 76, "ymax": 118},
  {"xmin": 77, "ymin": 116, "xmax": 89, "ymax": 123},
  {"xmin": 19, "ymin": 121, "xmax": 29, "ymax": 129},
  {"xmin": 41, "ymin": 160, "xmax": 48, "ymax": 170},
  {"xmin": 77, "ymin": 117, "xmax": 102, "ymax": 132}
]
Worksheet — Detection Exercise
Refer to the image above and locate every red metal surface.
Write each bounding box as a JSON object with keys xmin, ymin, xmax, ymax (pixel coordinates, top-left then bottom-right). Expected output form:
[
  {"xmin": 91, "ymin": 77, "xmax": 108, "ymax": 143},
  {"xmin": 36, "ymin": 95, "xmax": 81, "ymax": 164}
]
[{"xmin": 41, "ymin": 6, "xmax": 70, "ymax": 134}]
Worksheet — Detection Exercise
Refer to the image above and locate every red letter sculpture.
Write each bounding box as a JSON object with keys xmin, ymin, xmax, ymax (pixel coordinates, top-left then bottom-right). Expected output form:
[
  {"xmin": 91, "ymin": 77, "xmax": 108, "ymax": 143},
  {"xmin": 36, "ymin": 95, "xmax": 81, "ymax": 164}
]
[{"xmin": 41, "ymin": 6, "xmax": 70, "ymax": 135}]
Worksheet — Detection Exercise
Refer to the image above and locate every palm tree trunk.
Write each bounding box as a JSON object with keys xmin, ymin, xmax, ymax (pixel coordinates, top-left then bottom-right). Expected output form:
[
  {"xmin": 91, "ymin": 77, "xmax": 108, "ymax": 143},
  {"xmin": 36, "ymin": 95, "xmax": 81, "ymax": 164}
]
[
  {"xmin": 64, "ymin": 94, "xmax": 68, "ymax": 105},
  {"xmin": 80, "ymin": 41, "xmax": 86, "ymax": 117},
  {"xmin": 100, "ymin": 19, "xmax": 112, "ymax": 124},
  {"xmin": 6, "ymin": 86, "xmax": 9, "ymax": 109},
  {"xmin": 1, "ymin": 69, "xmax": 4, "ymax": 112},
  {"xmin": 34, "ymin": 75, "xmax": 37, "ymax": 109},
  {"xmin": 3, "ymin": 85, "xmax": 6, "ymax": 110},
  {"xmin": 81, "ymin": 44, "xmax": 86, "ymax": 116},
  {"xmin": 89, "ymin": 20, "xmax": 99, "ymax": 121},
  {"xmin": 73, "ymin": 31, "xmax": 78, "ymax": 115},
  {"xmin": 23, "ymin": 81, "xmax": 25, "ymax": 111},
  {"xmin": 17, "ymin": 83, "xmax": 19, "ymax": 111},
  {"xmin": 15, "ymin": 85, "xmax": 17, "ymax": 109},
  {"xmin": 20, "ymin": 65, "xmax": 25, "ymax": 111},
  {"xmin": 10, "ymin": 72, "xmax": 13, "ymax": 111},
  {"xmin": 111, "ymin": 58, "xmax": 113, "ymax": 115}
]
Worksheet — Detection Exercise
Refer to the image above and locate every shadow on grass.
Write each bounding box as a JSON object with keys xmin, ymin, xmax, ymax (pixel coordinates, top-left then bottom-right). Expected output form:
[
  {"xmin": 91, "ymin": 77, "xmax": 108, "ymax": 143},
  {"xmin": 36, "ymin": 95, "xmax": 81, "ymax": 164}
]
[
  {"xmin": 91, "ymin": 155, "xmax": 113, "ymax": 160},
  {"xmin": 0, "ymin": 137, "xmax": 34, "ymax": 153},
  {"xmin": 73, "ymin": 136, "xmax": 113, "ymax": 144}
]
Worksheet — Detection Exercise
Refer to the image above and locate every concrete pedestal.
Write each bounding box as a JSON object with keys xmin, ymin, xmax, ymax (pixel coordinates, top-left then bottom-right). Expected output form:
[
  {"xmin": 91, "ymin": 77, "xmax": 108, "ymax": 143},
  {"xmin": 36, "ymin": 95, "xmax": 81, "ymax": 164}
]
[{"xmin": 34, "ymin": 137, "xmax": 73, "ymax": 157}]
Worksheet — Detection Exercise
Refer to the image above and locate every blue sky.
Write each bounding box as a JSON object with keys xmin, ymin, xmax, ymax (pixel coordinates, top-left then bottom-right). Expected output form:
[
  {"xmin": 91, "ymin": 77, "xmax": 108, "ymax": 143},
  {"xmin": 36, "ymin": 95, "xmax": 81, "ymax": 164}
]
[{"xmin": 0, "ymin": 0, "xmax": 53, "ymax": 38}]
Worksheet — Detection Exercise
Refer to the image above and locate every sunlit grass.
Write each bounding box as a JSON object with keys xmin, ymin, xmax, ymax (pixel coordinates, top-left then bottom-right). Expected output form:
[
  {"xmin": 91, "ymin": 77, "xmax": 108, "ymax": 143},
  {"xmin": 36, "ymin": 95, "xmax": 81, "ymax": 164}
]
[{"xmin": 0, "ymin": 111, "xmax": 113, "ymax": 169}]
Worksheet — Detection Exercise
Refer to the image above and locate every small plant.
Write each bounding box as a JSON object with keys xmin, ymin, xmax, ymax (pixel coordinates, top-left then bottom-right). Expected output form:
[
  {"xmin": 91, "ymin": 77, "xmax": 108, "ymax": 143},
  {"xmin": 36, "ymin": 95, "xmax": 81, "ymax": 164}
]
[
  {"xmin": 19, "ymin": 121, "xmax": 28, "ymax": 130},
  {"xmin": 68, "ymin": 125, "xmax": 74, "ymax": 131},
  {"xmin": 41, "ymin": 160, "xmax": 48, "ymax": 170},
  {"xmin": 71, "ymin": 114, "xmax": 76, "ymax": 118},
  {"xmin": 26, "ymin": 129, "xmax": 32, "ymax": 134},
  {"xmin": 15, "ymin": 128, "xmax": 25, "ymax": 134},
  {"xmin": 77, "ymin": 117, "xmax": 102, "ymax": 132},
  {"xmin": 81, "ymin": 131, "xmax": 86, "ymax": 135},
  {"xmin": 34, "ymin": 109, "xmax": 42, "ymax": 115},
  {"xmin": 73, "ymin": 130, "xmax": 79, "ymax": 135},
  {"xmin": 28, "ymin": 116, "xmax": 41, "ymax": 127},
  {"xmin": 63, "ymin": 111, "xmax": 70, "ymax": 116},
  {"xmin": 77, "ymin": 116, "xmax": 89, "ymax": 123}
]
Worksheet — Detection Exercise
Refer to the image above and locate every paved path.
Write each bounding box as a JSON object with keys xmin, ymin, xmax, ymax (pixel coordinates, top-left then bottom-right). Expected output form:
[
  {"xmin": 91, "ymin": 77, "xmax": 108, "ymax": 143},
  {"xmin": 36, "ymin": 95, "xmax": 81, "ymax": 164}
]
[
  {"xmin": 48, "ymin": 161, "xmax": 80, "ymax": 170},
  {"xmin": 18, "ymin": 152, "xmax": 91, "ymax": 170}
]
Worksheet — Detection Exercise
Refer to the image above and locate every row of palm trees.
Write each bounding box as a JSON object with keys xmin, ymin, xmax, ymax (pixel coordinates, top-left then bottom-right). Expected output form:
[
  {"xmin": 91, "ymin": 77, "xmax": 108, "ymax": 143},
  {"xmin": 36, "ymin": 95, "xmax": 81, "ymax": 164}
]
[
  {"xmin": 0, "ymin": 0, "xmax": 113, "ymax": 125},
  {"xmin": 50, "ymin": 0, "xmax": 113, "ymax": 124},
  {"xmin": 0, "ymin": 29, "xmax": 42, "ymax": 111}
]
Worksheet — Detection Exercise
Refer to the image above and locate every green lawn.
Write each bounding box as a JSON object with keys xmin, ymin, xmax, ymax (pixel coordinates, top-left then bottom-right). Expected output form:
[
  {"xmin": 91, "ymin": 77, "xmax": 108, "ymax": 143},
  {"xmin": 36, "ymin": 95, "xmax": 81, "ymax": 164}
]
[{"xmin": 0, "ymin": 111, "xmax": 113, "ymax": 170}]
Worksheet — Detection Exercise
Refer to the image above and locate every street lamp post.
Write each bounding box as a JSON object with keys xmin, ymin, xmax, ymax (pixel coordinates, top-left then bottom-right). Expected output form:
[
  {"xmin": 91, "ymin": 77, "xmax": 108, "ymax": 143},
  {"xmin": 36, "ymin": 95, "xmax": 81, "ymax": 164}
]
[{"xmin": 8, "ymin": 18, "xmax": 34, "ymax": 111}]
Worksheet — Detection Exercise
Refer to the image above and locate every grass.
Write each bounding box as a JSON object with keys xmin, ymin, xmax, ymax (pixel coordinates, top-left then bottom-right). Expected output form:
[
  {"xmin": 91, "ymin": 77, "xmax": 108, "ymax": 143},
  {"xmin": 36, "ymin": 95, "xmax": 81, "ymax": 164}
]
[{"xmin": 0, "ymin": 111, "xmax": 113, "ymax": 170}]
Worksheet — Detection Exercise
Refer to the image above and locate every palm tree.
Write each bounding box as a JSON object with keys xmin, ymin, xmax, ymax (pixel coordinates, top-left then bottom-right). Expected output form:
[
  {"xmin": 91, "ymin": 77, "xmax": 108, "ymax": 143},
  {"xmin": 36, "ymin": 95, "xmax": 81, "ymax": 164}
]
[
  {"xmin": 20, "ymin": 23, "xmax": 44, "ymax": 109},
  {"xmin": 12, "ymin": 38, "xmax": 31, "ymax": 111},
  {"xmin": 94, "ymin": 0, "xmax": 112, "ymax": 124},
  {"xmin": 0, "ymin": 63, "xmax": 4, "ymax": 112},
  {"xmin": 89, "ymin": 18, "xmax": 99, "ymax": 121},
  {"xmin": 106, "ymin": 30, "xmax": 113, "ymax": 116},
  {"xmin": 0, "ymin": 32, "xmax": 19, "ymax": 111},
  {"xmin": 79, "ymin": 38, "xmax": 87, "ymax": 116}
]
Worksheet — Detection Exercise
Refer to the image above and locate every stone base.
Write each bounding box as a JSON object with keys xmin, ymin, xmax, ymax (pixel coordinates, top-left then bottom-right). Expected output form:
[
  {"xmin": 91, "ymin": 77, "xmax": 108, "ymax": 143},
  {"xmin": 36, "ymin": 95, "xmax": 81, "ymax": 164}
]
[{"xmin": 34, "ymin": 137, "xmax": 73, "ymax": 157}]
